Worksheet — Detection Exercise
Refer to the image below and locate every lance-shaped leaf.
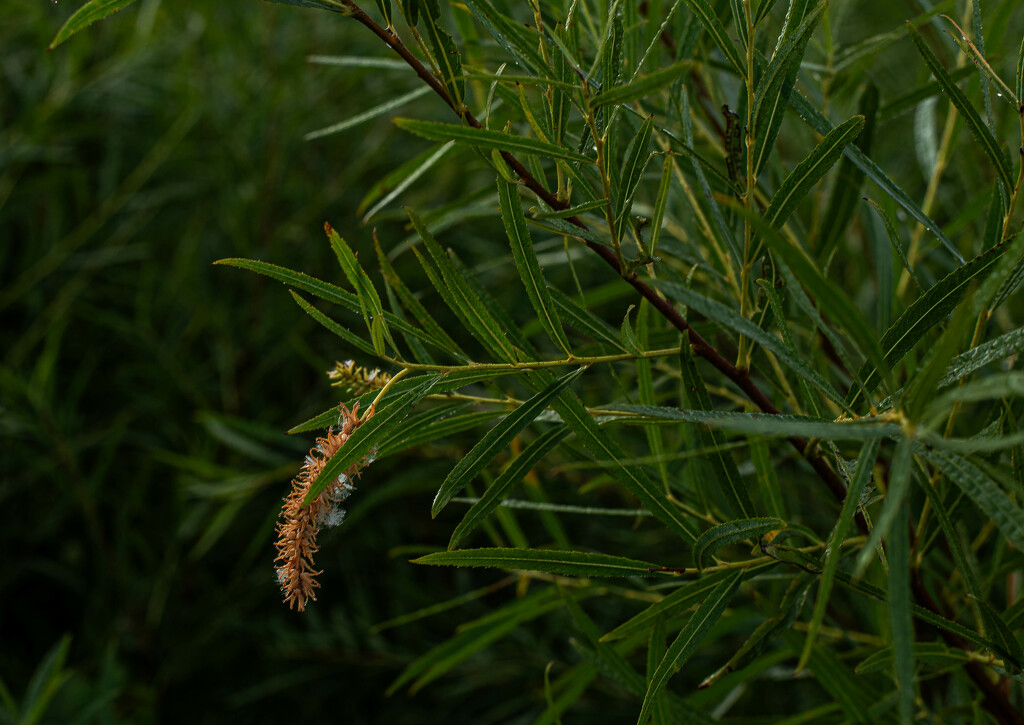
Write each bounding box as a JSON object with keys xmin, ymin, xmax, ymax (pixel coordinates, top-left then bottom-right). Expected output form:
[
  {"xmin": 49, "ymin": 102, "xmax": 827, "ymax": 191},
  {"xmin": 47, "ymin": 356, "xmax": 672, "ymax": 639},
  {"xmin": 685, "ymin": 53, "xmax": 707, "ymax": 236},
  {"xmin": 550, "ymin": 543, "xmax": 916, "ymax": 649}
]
[
  {"xmin": 788, "ymin": 90, "xmax": 962, "ymax": 262},
  {"xmin": 462, "ymin": 0, "xmax": 548, "ymax": 75},
  {"xmin": 763, "ymin": 115, "xmax": 865, "ymax": 229},
  {"xmin": 849, "ymin": 240, "xmax": 1008, "ymax": 406},
  {"xmin": 854, "ymin": 436, "xmax": 914, "ymax": 576},
  {"xmin": 659, "ymin": 279, "xmax": 849, "ymax": 410},
  {"xmin": 413, "ymin": 547, "xmax": 663, "ymax": 577},
  {"xmin": 593, "ymin": 60, "xmax": 694, "ymax": 108},
  {"xmin": 740, "ymin": 211, "xmax": 891, "ymax": 400},
  {"xmin": 497, "ymin": 178, "xmax": 571, "ymax": 355},
  {"xmin": 682, "ymin": 0, "xmax": 747, "ymax": 79},
  {"xmin": 304, "ymin": 375, "xmax": 439, "ymax": 505},
  {"xmin": 449, "ymin": 425, "xmax": 569, "ymax": 549},
  {"xmin": 637, "ymin": 571, "xmax": 743, "ymax": 724},
  {"xmin": 922, "ymin": 447, "xmax": 1024, "ymax": 552},
  {"xmin": 799, "ymin": 440, "xmax": 880, "ymax": 670},
  {"xmin": 602, "ymin": 563, "xmax": 776, "ymax": 642},
  {"xmin": 407, "ymin": 209, "xmax": 518, "ymax": 361},
  {"xmin": 432, "ymin": 368, "xmax": 584, "ymax": 516},
  {"xmin": 907, "ymin": 23, "xmax": 1013, "ymax": 197},
  {"xmin": 49, "ymin": 0, "xmax": 140, "ymax": 49},
  {"xmin": 394, "ymin": 118, "xmax": 591, "ymax": 163},
  {"xmin": 693, "ymin": 518, "xmax": 786, "ymax": 571},
  {"xmin": 325, "ymin": 223, "xmax": 395, "ymax": 355},
  {"xmin": 679, "ymin": 337, "xmax": 756, "ymax": 518},
  {"xmin": 550, "ymin": 392, "xmax": 700, "ymax": 544},
  {"xmin": 752, "ymin": 1, "xmax": 827, "ymax": 176}
]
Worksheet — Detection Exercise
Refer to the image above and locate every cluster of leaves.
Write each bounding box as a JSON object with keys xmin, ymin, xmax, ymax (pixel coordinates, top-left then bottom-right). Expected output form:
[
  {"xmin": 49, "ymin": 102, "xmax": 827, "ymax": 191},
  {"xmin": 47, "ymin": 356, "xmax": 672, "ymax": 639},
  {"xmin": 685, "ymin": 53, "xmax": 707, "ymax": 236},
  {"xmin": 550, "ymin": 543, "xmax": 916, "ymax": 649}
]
[{"xmin": 43, "ymin": 0, "xmax": 1024, "ymax": 722}]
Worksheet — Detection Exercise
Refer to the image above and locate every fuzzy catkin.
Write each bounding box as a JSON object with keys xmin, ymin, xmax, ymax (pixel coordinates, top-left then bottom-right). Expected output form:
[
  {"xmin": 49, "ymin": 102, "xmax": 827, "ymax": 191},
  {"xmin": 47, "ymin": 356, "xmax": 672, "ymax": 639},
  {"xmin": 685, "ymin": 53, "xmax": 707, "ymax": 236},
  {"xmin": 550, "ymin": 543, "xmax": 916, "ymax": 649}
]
[{"xmin": 274, "ymin": 404, "xmax": 370, "ymax": 611}]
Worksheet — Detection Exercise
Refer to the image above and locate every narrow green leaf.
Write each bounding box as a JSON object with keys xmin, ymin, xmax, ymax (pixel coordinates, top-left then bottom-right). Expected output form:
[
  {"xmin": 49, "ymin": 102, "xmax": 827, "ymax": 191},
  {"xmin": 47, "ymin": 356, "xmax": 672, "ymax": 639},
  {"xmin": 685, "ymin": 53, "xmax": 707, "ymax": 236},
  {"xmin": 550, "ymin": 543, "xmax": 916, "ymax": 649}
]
[
  {"xmin": 394, "ymin": 118, "xmax": 591, "ymax": 163},
  {"xmin": 419, "ymin": 1, "xmax": 465, "ymax": 108},
  {"xmin": 305, "ymin": 87, "xmax": 433, "ymax": 141},
  {"xmin": 682, "ymin": 0, "xmax": 747, "ymax": 79},
  {"xmin": 289, "ymin": 291, "xmax": 377, "ymax": 357},
  {"xmin": 432, "ymin": 368, "xmax": 583, "ymax": 516},
  {"xmin": 679, "ymin": 336, "xmax": 756, "ymax": 517},
  {"xmin": 907, "ymin": 23, "xmax": 1014, "ymax": 197},
  {"xmin": 1017, "ymin": 35, "xmax": 1024, "ymax": 107},
  {"xmin": 887, "ymin": 502, "xmax": 915, "ymax": 724},
  {"xmin": 940, "ymin": 324, "xmax": 1024, "ymax": 386},
  {"xmin": 818, "ymin": 83, "xmax": 879, "ymax": 262},
  {"xmin": 382, "ymin": 409, "xmax": 501, "ymax": 456},
  {"xmin": 923, "ymin": 447, "xmax": 1024, "ymax": 552},
  {"xmin": 602, "ymin": 564, "xmax": 776, "ymax": 642},
  {"xmin": 407, "ymin": 209, "xmax": 518, "ymax": 361},
  {"xmin": 752, "ymin": 2, "xmax": 826, "ymax": 176},
  {"xmin": 865, "ymin": 198, "xmax": 921, "ymax": 288},
  {"xmin": 462, "ymin": 0, "xmax": 548, "ymax": 75},
  {"xmin": 854, "ymin": 437, "xmax": 913, "ymax": 576},
  {"xmin": 941, "ymin": 16, "xmax": 1019, "ymax": 109},
  {"xmin": 303, "ymin": 375, "xmax": 439, "ymax": 505},
  {"xmin": 548, "ymin": 287, "xmax": 629, "ymax": 351},
  {"xmin": 648, "ymin": 154, "xmax": 674, "ymax": 257},
  {"xmin": 549, "ymin": 393, "xmax": 699, "ymax": 544},
  {"xmin": 637, "ymin": 571, "xmax": 743, "ymax": 724},
  {"xmin": 49, "ymin": 0, "xmax": 139, "ymax": 49},
  {"xmin": 800, "ymin": 440, "xmax": 880, "ymax": 670},
  {"xmin": 679, "ymin": 88, "xmax": 742, "ymax": 271},
  {"xmin": 593, "ymin": 60, "xmax": 693, "ymax": 107},
  {"xmin": 750, "ymin": 439, "xmax": 785, "ymax": 518},
  {"xmin": 360, "ymin": 142, "xmax": 456, "ymax": 220},
  {"xmin": 659, "ymin": 280, "xmax": 850, "ymax": 410},
  {"xmin": 856, "ymin": 643, "xmax": 969, "ymax": 675},
  {"xmin": 324, "ymin": 223, "xmax": 394, "ymax": 353},
  {"xmin": 693, "ymin": 518, "xmax": 786, "ymax": 570},
  {"xmin": 374, "ymin": 237, "xmax": 467, "ymax": 361},
  {"xmin": 531, "ymin": 199, "xmax": 610, "ymax": 220},
  {"xmin": 20, "ymin": 635, "xmax": 72, "ymax": 724},
  {"xmin": 413, "ymin": 547, "xmax": 663, "ymax": 577},
  {"xmin": 763, "ymin": 115, "xmax": 865, "ymax": 229},
  {"xmin": 788, "ymin": 90, "xmax": 963, "ymax": 262},
  {"xmin": 449, "ymin": 426, "xmax": 569, "ymax": 549},
  {"xmin": 615, "ymin": 116, "xmax": 654, "ymax": 227},
  {"xmin": 497, "ymin": 178, "xmax": 572, "ymax": 355},
  {"xmin": 753, "ymin": 0, "xmax": 782, "ymax": 27},
  {"xmin": 851, "ymin": 240, "xmax": 1008, "ymax": 404}
]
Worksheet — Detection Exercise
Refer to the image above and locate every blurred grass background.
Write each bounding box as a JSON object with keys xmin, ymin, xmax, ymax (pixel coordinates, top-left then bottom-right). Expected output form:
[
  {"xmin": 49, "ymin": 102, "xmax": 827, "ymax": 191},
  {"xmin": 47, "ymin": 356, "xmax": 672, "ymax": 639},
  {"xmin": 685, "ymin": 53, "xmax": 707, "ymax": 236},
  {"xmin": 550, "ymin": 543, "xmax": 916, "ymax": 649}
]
[
  {"xmin": 3, "ymin": 0, "xmax": 1023, "ymax": 722},
  {"xmin": 0, "ymin": 1, "xmax": 508, "ymax": 722}
]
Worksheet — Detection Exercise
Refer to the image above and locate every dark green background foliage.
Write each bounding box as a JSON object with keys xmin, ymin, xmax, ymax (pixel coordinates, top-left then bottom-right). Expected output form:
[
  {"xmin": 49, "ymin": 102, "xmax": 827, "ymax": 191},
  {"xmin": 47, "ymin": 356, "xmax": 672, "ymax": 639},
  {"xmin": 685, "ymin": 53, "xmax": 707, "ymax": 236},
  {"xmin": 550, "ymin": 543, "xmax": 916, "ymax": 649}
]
[{"xmin": 3, "ymin": 0, "xmax": 1024, "ymax": 723}]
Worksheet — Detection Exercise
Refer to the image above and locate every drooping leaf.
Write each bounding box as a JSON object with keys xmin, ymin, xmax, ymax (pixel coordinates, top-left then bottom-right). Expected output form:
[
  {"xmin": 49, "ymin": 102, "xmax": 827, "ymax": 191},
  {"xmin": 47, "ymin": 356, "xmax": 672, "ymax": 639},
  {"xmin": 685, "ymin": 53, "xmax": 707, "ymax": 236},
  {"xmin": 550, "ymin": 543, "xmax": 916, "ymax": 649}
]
[
  {"xmin": 762, "ymin": 115, "xmax": 865, "ymax": 230},
  {"xmin": 850, "ymin": 240, "xmax": 1008, "ymax": 405},
  {"xmin": 449, "ymin": 425, "xmax": 569, "ymax": 549},
  {"xmin": 413, "ymin": 547, "xmax": 663, "ymax": 577},
  {"xmin": 637, "ymin": 571, "xmax": 743, "ymax": 724},
  {"xmin": 432, "ymin": 368, "xmax": 584, "ymax": 516},
  {"xmin": 693, "ymin": 518, "xmax": 786, "ymax": 570},
  {"xmin": 751, "ymin": 1, "xmax": 827, "ymax": 176},
  {"xmin": 49, "ymin": 0, "xmax": 140, "ymax": 49},
  {"xmin": 394, "ymin": 118, "xmax": 591, "ymax": 163},
  {"xmin": 799, "ymin": 439, "xmax": 879, "ymax": 669},
  {"xmin": 907, "ymin": 23, "xmax": 1013, "ymax": 198},
  {"xmin": 497, "ymin": 178, "xmax": 572, "ymax": 355}
]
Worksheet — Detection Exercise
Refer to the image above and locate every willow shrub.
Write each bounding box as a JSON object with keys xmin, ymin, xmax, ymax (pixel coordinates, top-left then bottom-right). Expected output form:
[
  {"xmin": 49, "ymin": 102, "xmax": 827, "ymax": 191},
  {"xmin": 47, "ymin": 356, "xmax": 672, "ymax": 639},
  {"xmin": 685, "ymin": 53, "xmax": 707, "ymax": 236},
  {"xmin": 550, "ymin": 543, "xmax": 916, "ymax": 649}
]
[{"xmin": 57, "ymin": 0, "xmax": 1024, "ymax": 722}]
